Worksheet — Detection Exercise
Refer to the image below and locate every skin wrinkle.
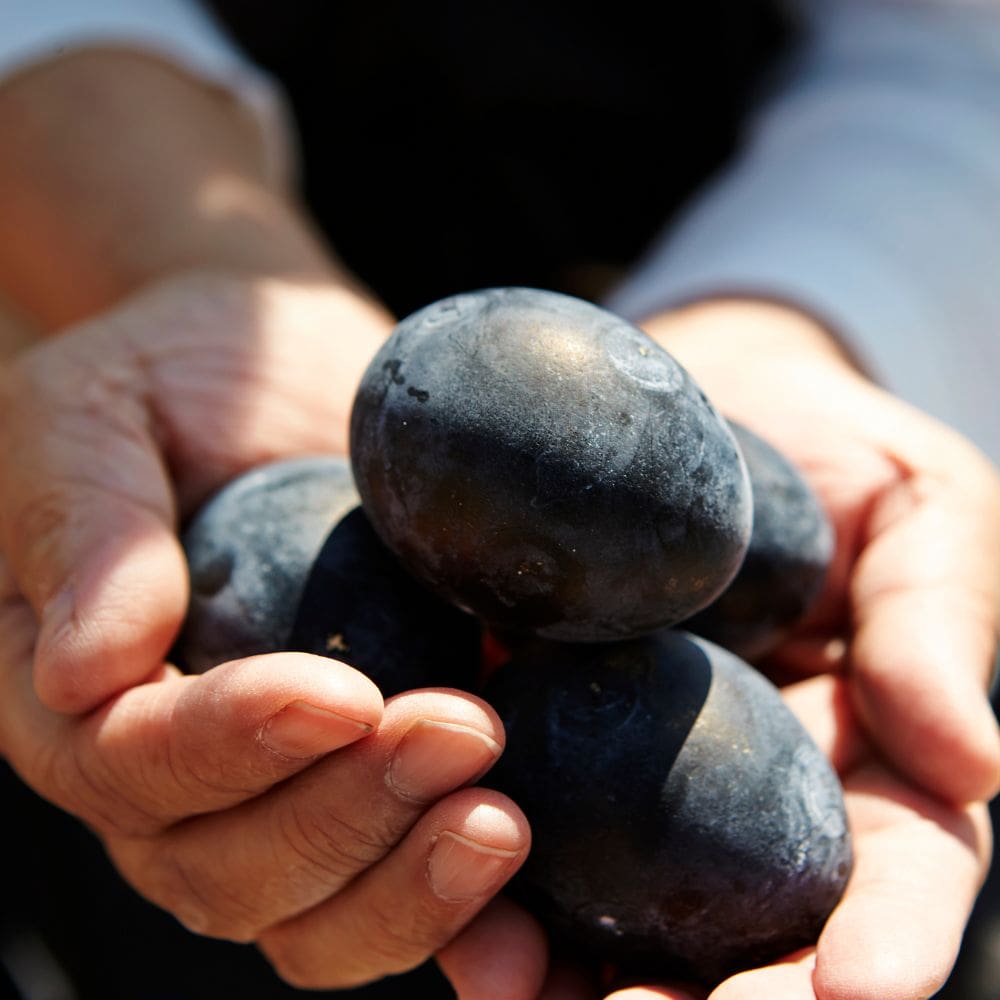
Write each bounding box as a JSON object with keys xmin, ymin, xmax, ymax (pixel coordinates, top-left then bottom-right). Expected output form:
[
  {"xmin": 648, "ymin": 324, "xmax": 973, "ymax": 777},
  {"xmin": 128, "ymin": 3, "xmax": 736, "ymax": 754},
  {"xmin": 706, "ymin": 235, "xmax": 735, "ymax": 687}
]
[
  {"xmin": 276, "ymin": 810, "xmax": 366, "ymax": 894},
  {"xmin": 115, "ymin": 280, "xmax": 381, "ymax": 514},
  {"xmin": 148, "ymin": 835, "xmax": 262, "ymax": 940},
  {"xmin": 4, "ymin": 416, "xmax": 176, "ymax": 567},
  {"xmin": 281, "ymin": 799, "xmax": 388, "ymax": 885},
  {"xmin": 123, "ymin": 279, "xmax": 255, "ymax": 485},
  {"xmin": 59, "ymin": 728, "xmax": 163, "ymax": 839},
  {"xmin": 128, "ymin": 328, "xmax": 186, "ymax": 464},
  {"xmin": 360, "ymin": 892, "xmax": 449, "ymax": 976},
  {"xmin": 166, "ymin": 714, "xmax": 265, "ymax": 813},
  {"xmin": 277, "ymin": 787, "xmax": 401, "ymax": 884},
  {"xmin": 40, "ymin": 535, "xmax": 179, "ymax": 649},
  {"xmin": 84, "ymin": 687, "xmax": 210, "ymax": 834}
]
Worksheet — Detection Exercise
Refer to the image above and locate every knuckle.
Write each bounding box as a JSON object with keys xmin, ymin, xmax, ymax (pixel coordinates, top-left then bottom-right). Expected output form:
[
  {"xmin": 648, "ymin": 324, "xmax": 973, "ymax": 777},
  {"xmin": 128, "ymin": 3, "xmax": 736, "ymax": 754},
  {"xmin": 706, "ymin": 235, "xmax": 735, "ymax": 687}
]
[
  {"xmin": 259, "ymin": 927, "xmax": 399, "ymax": 992},
  {"xmin": 146, "ymin": 842, "xmax": 261, "ymax": 942},
  {"xmin": 259, "ymin": 934, "xmax": 331, "ymax": 990},
  {"xmin": 361, "ymin": 899, "xmax": 438, "ymax": 973},
  {"xmin": 265, "ymin": 901, "xmax": 436, "ymax": 989},
  {"xmin": 41, "ymin": 738, "xmax": 162, "ymax": 839},
  {"xmin": 164, "ymin": 735, "xmax": 259, "ymax": 805},
  {"xmin": 7, "ymin": 484, "xmax": 71, "ymax": 585},
  {"xmin": 279, "ymin": 800, "xmax": 396, "ymax": 885}
]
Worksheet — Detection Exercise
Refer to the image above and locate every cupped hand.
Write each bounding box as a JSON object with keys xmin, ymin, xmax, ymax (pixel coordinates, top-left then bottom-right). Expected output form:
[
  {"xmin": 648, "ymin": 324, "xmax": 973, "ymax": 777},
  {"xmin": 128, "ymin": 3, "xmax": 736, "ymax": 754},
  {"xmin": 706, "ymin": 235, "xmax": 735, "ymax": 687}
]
[
  {"xmin": 0, "ymin": 272, "xmax": 531, "ymax": 988},
  {"xmin": 644, "ymin": 297, "xmax": 1000, "ymax": 807}
]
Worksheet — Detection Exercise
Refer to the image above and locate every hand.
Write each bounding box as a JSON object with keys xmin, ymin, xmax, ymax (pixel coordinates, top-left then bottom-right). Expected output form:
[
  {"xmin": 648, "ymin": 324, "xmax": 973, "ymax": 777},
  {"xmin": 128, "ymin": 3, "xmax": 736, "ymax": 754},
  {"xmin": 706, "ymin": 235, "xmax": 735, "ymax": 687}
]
[
  {"xmin": 0, "ymin": 272, "xmax": 530, "ymax": 988},
  {"xmin": 435, "ymin": 297, "xmax": 999, "ymax": 999},
  {"xmin": 642, "ymin": 298, "xmax": 1000, "ymax": 807},
  {"xmin": 0, "ymin": 271, "xmax": 392, "ymax": 711}
]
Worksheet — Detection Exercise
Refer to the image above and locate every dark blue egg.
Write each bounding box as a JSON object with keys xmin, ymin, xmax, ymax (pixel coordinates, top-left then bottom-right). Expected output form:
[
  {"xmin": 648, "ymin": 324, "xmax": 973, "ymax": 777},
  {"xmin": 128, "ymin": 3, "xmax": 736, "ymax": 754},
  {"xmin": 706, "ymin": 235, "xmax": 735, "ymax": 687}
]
[
  {"xmin": 175, "ymin": 455, "xmax": 482, "ymax": 697},
  {"xmin": 350, "ymin": 288, "xmax": 752, "ymax": 642},
  {"xmin": 482, "ymin": 630, "xmax": 852, "ymax": 986},
  {"xmin": 684, "ymin": 422, "xmax": 834, "ymax": 659}
]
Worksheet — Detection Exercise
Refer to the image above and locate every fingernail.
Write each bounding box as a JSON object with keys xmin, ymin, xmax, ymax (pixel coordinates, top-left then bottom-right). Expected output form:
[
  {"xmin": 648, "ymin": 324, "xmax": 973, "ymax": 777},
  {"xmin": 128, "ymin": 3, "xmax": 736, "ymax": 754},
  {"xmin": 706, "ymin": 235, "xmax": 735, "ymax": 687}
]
[
  {"xmin": 387, "ymin": 719, "xmax": 501, "ymax": 802},
  {"xmin": 427, "ymin": 831, "xmax": 520, "ymax": 901},
  {"xmin": 260, "ymin": 700, "xmax": 373, "ymax": 758}
]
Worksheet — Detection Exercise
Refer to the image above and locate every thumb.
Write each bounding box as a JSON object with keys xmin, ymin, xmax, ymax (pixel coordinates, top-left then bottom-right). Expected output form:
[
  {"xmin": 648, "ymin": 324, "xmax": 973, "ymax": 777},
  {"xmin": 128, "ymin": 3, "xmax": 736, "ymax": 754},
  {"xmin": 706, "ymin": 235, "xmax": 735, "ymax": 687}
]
[
  {"xmin": 0, "ymin": 328, "xmax": 186, "ymax": 713},
  {"xmin": 849, "ymin": 452, "xmax": 1000, "ymax": 804}
]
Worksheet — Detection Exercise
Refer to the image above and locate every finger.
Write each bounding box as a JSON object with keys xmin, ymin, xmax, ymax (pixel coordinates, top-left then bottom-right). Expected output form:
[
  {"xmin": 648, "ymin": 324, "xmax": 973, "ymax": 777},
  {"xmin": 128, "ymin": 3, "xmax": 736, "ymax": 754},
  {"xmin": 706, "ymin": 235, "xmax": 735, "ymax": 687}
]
[
  {"xmin": 109, "ymin": 689, "xmax": 505, "ymax": 938},
  {"xmin": 0, "ymin": 330, "xmax": 186, "ymax": 712},
  {"xmin": 257, "ymin": 789, "xmax": 530, "ymax": 991},
  {"xmin": 849, "ymin": 461, "xmax": 1000, "ymax": 803},
  {"xmin": 436, "ymin": 895, "xmax": 550, "ymax": 1000},
  {"xmin": 607, "ymin": 989, "xmax": 705, "ymax": 1000},
  {"xmin": 706, "ymin": 950, "xmax": 815, "ymax": 999},
  {"xmin": 0, "ymin": 628, "xmax": 382, "ymax": 835},
  {"xmin": 766, "ymin": 634, "xmax": 849, "ymax": 679},
  {"xmin": 813, "ymin": 764, "xmax": 991, "ymax": 1000}
]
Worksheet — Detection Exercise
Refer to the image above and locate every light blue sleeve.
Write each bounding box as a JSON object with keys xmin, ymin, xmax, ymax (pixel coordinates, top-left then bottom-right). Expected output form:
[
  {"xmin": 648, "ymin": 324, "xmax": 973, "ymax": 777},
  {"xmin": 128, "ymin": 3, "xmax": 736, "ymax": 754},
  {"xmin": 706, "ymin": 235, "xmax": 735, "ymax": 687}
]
[
  {"xmin": 0, "ymin": 0, "xmax": 293, "ymax": 186},
  {"xmin": 606, "ymin": 1, "xmax": 1000, "ymax": 462}
]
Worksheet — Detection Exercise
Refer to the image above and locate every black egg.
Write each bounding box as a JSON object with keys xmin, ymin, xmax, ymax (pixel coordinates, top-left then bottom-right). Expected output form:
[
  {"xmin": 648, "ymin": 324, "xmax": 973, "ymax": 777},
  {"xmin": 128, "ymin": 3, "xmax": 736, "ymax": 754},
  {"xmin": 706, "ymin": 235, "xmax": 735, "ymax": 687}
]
[
  {"xmin": 683, "ymin": 422, "xmax": 834, "ymax": 660},
  {"xmin": 349, "ymin": 287, "xmax": 752, "ymax": 642},
  {"xmin": 174, "ymin": 455, "xmax": 482, "ymax": 697},
  {"xmin": 482, "ymin": 631, "xmax": 852, "ymax": 986}
]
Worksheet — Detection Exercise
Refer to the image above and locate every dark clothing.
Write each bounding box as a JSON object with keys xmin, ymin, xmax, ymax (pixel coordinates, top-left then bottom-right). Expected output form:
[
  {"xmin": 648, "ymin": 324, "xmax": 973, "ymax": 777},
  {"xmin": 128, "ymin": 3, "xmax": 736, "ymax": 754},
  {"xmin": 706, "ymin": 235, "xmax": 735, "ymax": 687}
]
[{"xmin": 206, "ymin": 0, "xmax": 789, "ymax": 318}]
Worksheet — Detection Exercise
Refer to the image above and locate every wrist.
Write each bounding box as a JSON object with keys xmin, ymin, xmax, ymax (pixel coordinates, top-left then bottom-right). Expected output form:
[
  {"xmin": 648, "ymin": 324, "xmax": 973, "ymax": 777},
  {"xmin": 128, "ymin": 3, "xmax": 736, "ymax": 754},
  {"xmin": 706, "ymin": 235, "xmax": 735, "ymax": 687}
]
[
  {"xmin": 638, "ymin": 297, "xmax": 866, "ymax": 408},
  {"xmin": 641, "ymin": 298, "xmax": 859, "ymax": 373}
]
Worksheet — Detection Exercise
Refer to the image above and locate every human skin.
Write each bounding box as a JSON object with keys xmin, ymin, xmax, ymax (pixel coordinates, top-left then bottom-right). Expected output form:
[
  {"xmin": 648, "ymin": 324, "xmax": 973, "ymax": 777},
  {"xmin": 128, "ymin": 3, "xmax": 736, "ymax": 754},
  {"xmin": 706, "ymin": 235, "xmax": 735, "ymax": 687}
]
[{"xmin": 0, "ymin": 49, "xmax": 996, "ymax": 999}]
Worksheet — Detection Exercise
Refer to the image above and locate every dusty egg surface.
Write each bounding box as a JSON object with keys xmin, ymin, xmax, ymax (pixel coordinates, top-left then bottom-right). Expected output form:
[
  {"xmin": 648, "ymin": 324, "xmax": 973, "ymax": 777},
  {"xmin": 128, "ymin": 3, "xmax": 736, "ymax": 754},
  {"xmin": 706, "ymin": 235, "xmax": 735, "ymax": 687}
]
[
  {"xmin": 350, "ymin": 287, "xmax": 753, "ymax": 642},
  {"xmin": 175, "ymin": 454, "xmax": 482, "ymax": 696},
  {"xmin": 176, "ymin": 455, "xmax": 360, "ymax": 673},
  {"xmin": 683, "ymin": 421, "xmax": 835, "ymax": 660}
]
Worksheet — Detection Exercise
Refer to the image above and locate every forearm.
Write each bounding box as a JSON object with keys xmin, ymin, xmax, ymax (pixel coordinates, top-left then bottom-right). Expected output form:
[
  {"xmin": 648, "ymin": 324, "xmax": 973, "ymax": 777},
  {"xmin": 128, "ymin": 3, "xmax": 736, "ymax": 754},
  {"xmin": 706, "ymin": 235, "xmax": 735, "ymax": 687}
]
[{"xmin": 0, "ymin": 48, "xmax": 356, "ymax": 330}]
